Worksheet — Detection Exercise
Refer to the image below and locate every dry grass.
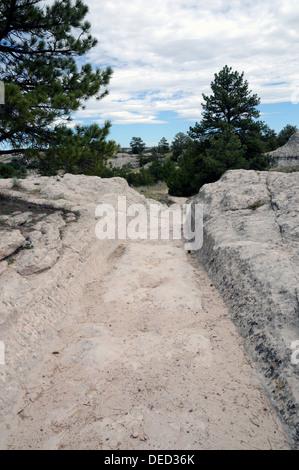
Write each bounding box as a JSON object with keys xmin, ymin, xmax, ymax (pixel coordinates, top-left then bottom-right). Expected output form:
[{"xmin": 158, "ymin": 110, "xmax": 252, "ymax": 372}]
[
  {"xmin": 269, "ymin": 164, "xmax": 299, "ymax": 173},
  {"xmin": 133, "ymin": 181, "xmax": 173, "ymax": 205}
]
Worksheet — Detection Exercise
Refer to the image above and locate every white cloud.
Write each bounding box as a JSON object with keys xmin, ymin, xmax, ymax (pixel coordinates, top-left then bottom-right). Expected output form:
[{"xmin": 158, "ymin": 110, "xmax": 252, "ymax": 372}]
[
  {"xmin": 74, "ymin": 0, "xmax": 299, "ymax": 125},
  {"xmin": 65, "ymin": 120, "xmax": 84, "ymax": 128}
]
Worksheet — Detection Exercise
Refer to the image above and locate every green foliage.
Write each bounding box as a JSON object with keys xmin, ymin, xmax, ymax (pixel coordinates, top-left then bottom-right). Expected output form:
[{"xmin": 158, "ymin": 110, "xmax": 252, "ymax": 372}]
[
  {"xmin": 277, "ymin": 125, "xmax": 298, "ymax": 147},
  {"xmin": 148, "ymin": 147, "xmax": 162, "ymax": 162},
  {"xmin": 0, "ymin": 161, "xmax": 27, "ymax": 179},
  {"xmin": 189, "ymin": 65, "xmax": 260, "ymax": 139},
  {"xmin": 100, "ymin": 165, "xmax": 151, "ymax": 186},
  {"xmin": 34, "ymin": 123, "xmax": 119, "ymax": 176},
  {"xmin": 10, "ymin": 157, "xmax": 28, "ymax": 178},
  {"xmin": 171, "ymin": 132, "xmax": 192, "ymax": 161},
  {"xmin": 130, "ymin": 137, "xmax": 146, "ymax": 155},
  {"xmin": 144, "ymin": 144, "xmax": 170, "ymax": 164},
  {"xmin": 11, "ymin": 177, "xmax": 23, "ymax": 190},
  {"xmin": 0, "ymin": 0, "xmax": 113, "ymax": 167},
  {"xmin": 167, "ymin": 144, "xmax": 203, "ymax": 197},
  {"xmin": 168, "ymin": 126, "xmax": 248, "ymax": 196},
  {"xmin": 248, "ymin": 200, "xmax": 265, "ymax": 210},
  {"xmin": 130, "ymin": 168, "xmax": 154, "ymax": 186},
  {"xmin": 202, "ymin": 124, "xmax": 249, "ymax": 176},
  {"xmin": 0, "ymin": 163, "xmax": 15, "ymax": 178},
  {"xmin": 148, "ymin": 159, "xmax": 176, "ymax": 183},
  {"xmin": 237, "ymin": 121, "xmax": 274, "ymax": 170},
  {"xmin": 157, "ymin": 137, "xmax": 169, "ymax": 155},
  {"xmin": 168, "ymin": 66, "xmax": 280, "ymax": 196},
  {"xmin": 100, "ymin": 157, "xmax": 177, "ymax": 188}
]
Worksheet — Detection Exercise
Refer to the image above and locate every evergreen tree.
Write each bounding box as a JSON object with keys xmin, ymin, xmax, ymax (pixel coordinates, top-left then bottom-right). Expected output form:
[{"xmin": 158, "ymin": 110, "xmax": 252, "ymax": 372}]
[
  {"xmin": 36, "ymin": 122, "xmax": 119, "ymax": 176},
  {"xmin": 201, "ymin": 124, "xmax": 249, "ymax": 180},
  {"xmin": 171, "ymin": 132, "xmax": 192, "ymax": 160},
  {"xmin": 167, "ymin": 143, "xmax": 202, "ymax": 197},
  {"xmin": 189, "ymin": 65, "xmax": 261, "ymax": 139},
  {"xmin": 277, "ymin": 124, "xmax": 297, "ymax": 147},
  {"xmin": 167, "ymin": 66, "xmax": 276, "ymax": 195},
  {"xmin": 168, "ymin": 125, "xmax": 248, "ymax": 196},
  {"xmin": 157, "ymin": 137, "xmax": 169, "ymax": 155},
  {"xmin": 0, "ymin": 0, "xmax": 116, "ymax": 171},
  {"xmin": 130, "ymin": 137, "xmax": 146, "ymax": 155}
]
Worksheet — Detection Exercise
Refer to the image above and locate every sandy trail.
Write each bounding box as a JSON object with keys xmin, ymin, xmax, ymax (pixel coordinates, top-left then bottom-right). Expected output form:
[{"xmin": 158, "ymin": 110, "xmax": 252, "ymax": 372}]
[{"xmin": 4, "ymin": 237, "xmax": 290, "ymax": 450}]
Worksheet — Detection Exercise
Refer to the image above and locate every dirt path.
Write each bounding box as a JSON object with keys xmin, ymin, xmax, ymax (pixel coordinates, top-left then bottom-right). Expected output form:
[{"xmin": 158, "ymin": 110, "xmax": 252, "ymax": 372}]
[{"xmin": 4, "ymin": 238, "xmax": 290, "ymax": 450}]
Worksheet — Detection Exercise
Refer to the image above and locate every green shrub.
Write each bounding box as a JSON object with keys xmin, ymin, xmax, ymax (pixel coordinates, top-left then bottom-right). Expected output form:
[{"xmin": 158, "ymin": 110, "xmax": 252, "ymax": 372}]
[
  {"xmin": 248, "ymin": 200, "xmax": 265, "ymax": 210},
  {"xmin": 0, "ymin": 163, "xmax": 15, "ymax": 179},
  {"xmin": 0, "ymin": 161, "xmax": 27, "ymax": 179}
]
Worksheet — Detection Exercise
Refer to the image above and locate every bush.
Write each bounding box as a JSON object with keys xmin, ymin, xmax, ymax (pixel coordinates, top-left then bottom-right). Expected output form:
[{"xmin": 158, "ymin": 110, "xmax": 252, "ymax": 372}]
[
  {"xmin": 0, "ymin": 160, "xmax": 27, "ymax": 179},
  {"xmin": 0, "ymin": 163, "xmax": 15, "ymax": 178}
]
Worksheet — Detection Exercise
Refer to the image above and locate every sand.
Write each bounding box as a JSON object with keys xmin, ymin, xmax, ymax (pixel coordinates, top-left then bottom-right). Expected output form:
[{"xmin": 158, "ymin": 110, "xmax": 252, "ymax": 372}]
[{"xmin": 1, "ymin": 236, "xmax": 290, "ymax": 450}]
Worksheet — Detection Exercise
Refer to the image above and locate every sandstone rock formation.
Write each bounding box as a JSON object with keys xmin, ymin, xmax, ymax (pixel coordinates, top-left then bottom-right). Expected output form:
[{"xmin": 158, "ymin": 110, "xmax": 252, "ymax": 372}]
[
  {"xmin": 0, "ymin": 173, "xmax": 151, "ymax": 438},
  {"xmin": 268, "ymin": 131, "xmax": 299, "ymax": 167},
  {"xmin": 108, "ymin": 152, "xmax": 139, "ymax": 168},
  {"xmin": 0, "ymin": 230, "xmax": 25, "ymax": 260},
  {"xmin": 191, "ymin": 169, "xmax": 299, "ymax": 448},
  {"xmin": 0, "ymin": 172, "xmax": 292, "ymax": 450},
  {"xmin": 0, "ymin": 171, "xmax": 298, "ymax": 449}
]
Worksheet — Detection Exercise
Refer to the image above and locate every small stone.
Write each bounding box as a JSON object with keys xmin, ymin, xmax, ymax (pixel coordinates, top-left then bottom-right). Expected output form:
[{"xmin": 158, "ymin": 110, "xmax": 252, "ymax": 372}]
[{"xmin": 0, "ymin": 230, "xmax": 25, "ymax": 260}]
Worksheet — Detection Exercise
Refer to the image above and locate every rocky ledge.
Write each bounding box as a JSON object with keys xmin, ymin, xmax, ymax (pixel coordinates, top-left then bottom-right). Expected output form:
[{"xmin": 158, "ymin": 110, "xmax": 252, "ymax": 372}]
[
  {"xmin": 0, "ymin": 173, "xmax": 151, "ymax": 431},
  {"xmin": 192, "ymin": 169, "xmax": 299, "ymax": 448}
]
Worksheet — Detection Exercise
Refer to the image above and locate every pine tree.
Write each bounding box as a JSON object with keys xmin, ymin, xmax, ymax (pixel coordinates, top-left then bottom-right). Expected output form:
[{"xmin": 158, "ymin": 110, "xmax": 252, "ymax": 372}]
[
  {"xmin": 157, "ymin": 137, "xmax": 169, "ymax": 155},
  {"xmin": 0, "ymin": 0, "xmax": 117, "ymax": 172},
  {"xmin": 189, "ymin": 65, "xmax": 260, "ymax": 139},
  {"xmin": 36, "ymin": 122, "xmax": 120, "ymax": 176},
  {"xmin": 201, "ymin": 124, "xmax": 249, "ymax": 181},
  {"xmin": 168, "ymin": 125, "xmax": 248, "ymax": 196},
  {"xmin": 130, "ymin": 137, "xmax": 146, "ymax": 155},
  {"xmin": 277, "ymin": 124, "xmax": 298, "ymax": 147},
  {"xmin": 171, "ymin": 132, "xmax": 192, "ymax": 160}
]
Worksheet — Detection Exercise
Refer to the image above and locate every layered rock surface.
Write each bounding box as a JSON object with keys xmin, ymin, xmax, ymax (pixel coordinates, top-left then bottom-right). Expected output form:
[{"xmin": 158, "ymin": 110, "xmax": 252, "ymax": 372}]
[
  {"xmin": 192, "ymin": 169, "xmax": 299, "ymax": 447},
  {"xmin": 268, "ymin": 130, "xmax": 299, "ymax": 167},
  {"xmin": 108, "ymin": 152, "xmax": 139, "ymax": 168},
  {"xmin": 0, "ymin": 171, "xmax": 298, "ymax": 449},
  {"xmin": 0, "ymin": 172, "xmax": 292, "ymax": 450},
  {"xmin": 0, "ymin": 173, "xmax": 151, "ymax": 435}
]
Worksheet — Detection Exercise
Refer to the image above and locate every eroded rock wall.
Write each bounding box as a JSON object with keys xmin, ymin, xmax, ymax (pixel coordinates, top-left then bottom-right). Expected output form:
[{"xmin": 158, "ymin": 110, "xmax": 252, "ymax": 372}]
[{"xmin": 192, "ymin": 169, "xmax": 299, "ymax": 448}]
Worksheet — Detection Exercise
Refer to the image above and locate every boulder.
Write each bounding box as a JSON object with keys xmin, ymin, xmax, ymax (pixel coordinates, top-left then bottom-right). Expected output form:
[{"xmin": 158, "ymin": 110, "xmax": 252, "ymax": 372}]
[
  {"xmin": 6, "ymin": 212, "xmax": 33, "ymax": 227},
  {"xmin": 0, "ymin": 230, "xmax": 25, "ymax": 260},
  {"xmin": 16, "ymin": 248, "xmax": 60, "ymax": 275}
]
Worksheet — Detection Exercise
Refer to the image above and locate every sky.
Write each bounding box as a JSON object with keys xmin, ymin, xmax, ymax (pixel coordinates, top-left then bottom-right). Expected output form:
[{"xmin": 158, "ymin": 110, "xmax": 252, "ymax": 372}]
[{"xmin": 70, "ymin": 0, "xmax": 299, "ymax": 147}]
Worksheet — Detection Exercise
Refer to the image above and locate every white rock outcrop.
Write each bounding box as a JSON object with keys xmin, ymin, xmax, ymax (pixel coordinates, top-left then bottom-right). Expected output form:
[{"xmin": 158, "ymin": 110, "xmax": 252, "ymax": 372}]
[
  {"xmin": 191, "ymin": 169, "xmax": 299, "ymax": 448},
  {"xmin": 1, "ymin": 171, "xmax": 298, "ymax": 448},
  {"xmin": 108, "ymin": 152, "xmax": 139, "ymax": 168},
  {"xmin": 0, "ymin": 173, "xmax": 152, "ymax": 439},
  {"xmin": 0, "ymin": 230, "xmax": 25, "ymax": 260},
  {"xmin": 268, "ymin": 131, "xmax": 299, "ymax": 167}
]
